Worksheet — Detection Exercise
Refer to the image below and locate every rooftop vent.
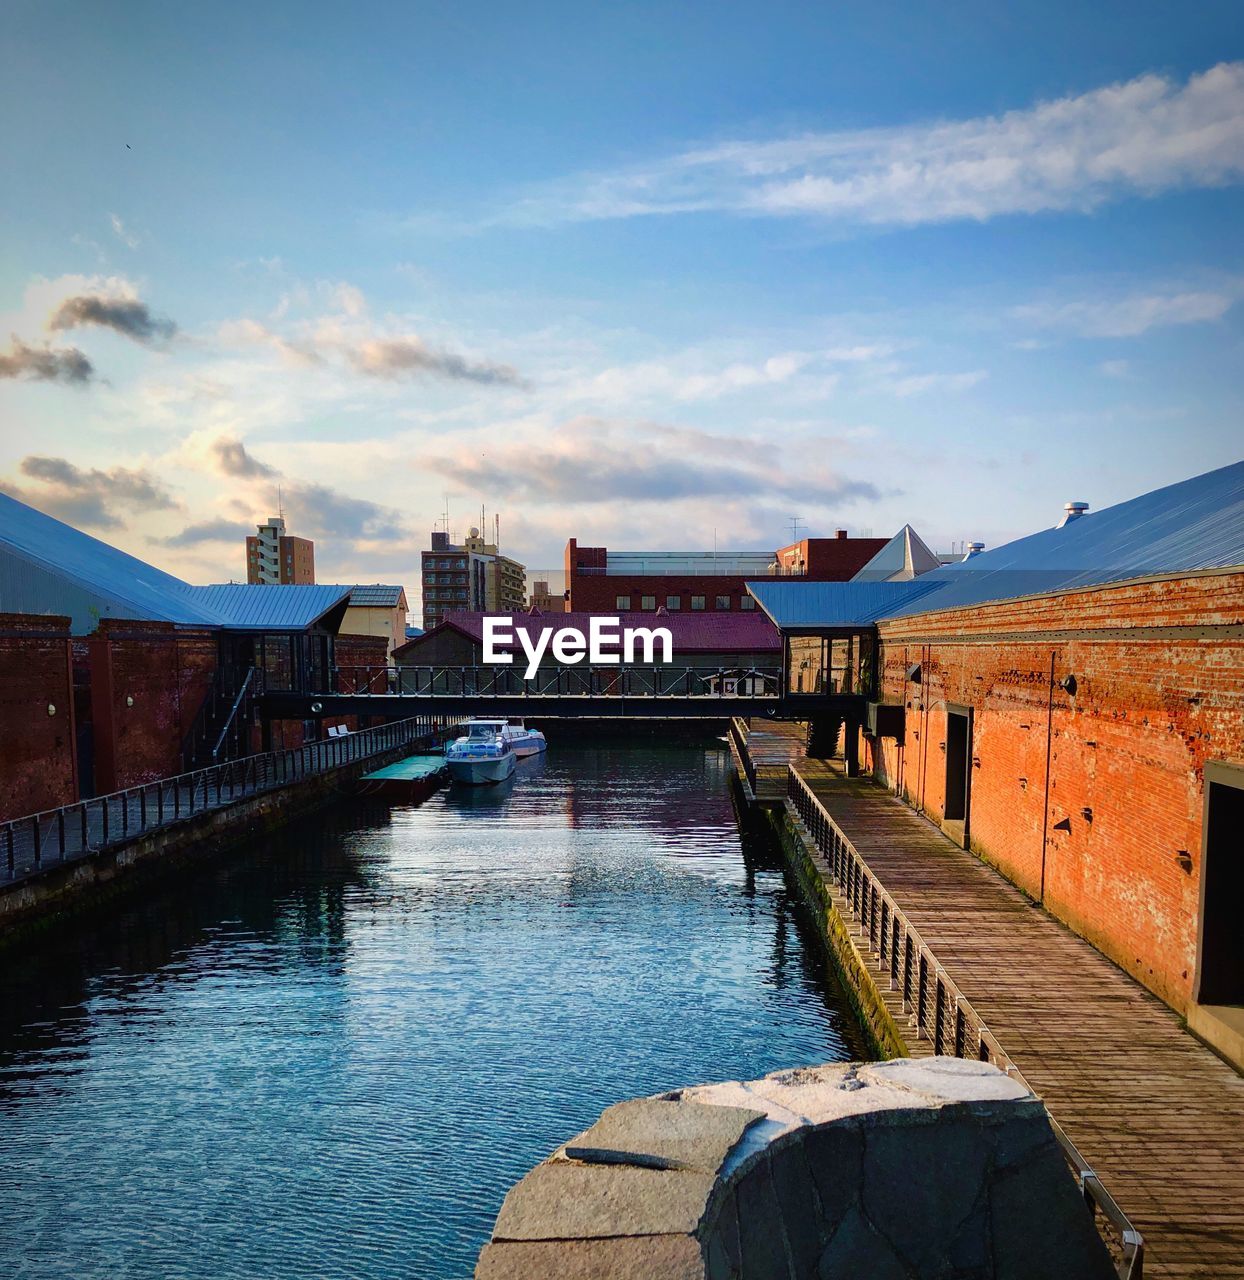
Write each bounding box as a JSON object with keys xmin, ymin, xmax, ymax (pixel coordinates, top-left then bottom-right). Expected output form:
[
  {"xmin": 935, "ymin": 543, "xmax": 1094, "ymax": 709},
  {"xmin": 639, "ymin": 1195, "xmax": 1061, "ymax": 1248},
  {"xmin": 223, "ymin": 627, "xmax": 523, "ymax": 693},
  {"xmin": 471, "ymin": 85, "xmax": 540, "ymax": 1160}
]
[
  {"xmin": 962, "ymin": 541, "xmax": 985, "ymax": 561},
  {"xmin": 1057, "ymin": 501, "xmax": 1089, "ymax": 529},
  {"xmin": 835, "ymin": 529, "xmax": 848, "ymax": 540}
]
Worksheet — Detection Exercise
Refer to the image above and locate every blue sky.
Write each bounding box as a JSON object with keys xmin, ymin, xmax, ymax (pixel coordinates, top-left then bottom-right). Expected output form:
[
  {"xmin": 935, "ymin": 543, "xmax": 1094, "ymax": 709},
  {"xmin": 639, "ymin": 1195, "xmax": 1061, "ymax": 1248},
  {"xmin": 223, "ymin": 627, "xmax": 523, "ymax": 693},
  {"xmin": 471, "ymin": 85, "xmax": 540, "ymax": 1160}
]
[{"xmin": 1, "ymin": 1, "xmax": 1241, "ymax": 594}]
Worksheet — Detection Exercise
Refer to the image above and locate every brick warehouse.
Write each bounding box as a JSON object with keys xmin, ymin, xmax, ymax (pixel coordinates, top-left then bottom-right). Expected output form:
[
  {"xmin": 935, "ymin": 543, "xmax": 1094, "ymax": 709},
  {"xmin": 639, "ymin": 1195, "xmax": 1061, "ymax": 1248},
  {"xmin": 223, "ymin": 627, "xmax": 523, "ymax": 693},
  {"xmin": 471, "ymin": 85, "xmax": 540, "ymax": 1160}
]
[
  {"xmin": 748, "ymin": 460, "xmax": 1244, "ymax": 1068},
  {"xmin": 0, "ymin": 491, "xmax": 398, "ymax": 822},
  {"xmin": 564, "ymin": 530, "xmax": 890, "ymax": 614},
  {"xmin": 868, "ymin": 569, "xmax": 1244, "ymax": 1016}
]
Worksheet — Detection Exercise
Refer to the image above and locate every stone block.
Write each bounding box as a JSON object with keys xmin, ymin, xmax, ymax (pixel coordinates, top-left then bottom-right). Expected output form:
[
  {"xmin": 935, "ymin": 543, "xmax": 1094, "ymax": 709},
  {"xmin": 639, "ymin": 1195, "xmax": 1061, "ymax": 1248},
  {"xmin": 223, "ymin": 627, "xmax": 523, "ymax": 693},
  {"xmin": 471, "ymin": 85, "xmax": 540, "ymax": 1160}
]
[
  {"xmin": 817, "ymin": 1204, "xmax": 910, "ymax": 1280},
  {"xmin": 476, "ymin": 1235, "xmax": 704, "ymax": 1280},
  {"xmin": 564, "ymin": 1098, "xmax": 765, "ymax": 1175},
  {"xmin": 733, "ymin": 1153, "xmax": 794, "ymax": 1280},
  {"xmin": 861, "ymin": 1112, "xmax": 991, "ymax": 1272},
  {"xmin": 493, "ymin": 1162, "xmax": 717, "ymax": 1241},
  {"xmin": 988, "ymin": 1138, "xmax": 1116, "ymax": 1279}
]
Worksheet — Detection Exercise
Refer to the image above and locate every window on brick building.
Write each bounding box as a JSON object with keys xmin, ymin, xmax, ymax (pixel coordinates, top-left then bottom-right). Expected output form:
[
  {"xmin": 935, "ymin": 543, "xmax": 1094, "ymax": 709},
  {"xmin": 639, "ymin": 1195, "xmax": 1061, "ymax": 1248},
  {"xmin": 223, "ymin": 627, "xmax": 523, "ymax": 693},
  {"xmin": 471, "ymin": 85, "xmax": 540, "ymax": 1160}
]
[
  {"xmin": 616, "ymin": 595, "xmax": 631, "ymax": 610},
  {"xmin": 641, "ymin": 595, "xmax": 656, "ymax": 610},
  {"xmin": 740, "ymin": 595, "xmax": 755, "ymax": 610},
  {"xmin": 691, "ymin": 595, "xmax": 705, "ymax": 610},
  {"xmin": 715, "ymin": 595, "xmax": 731, "ymax": 610},
  {"xmin": 666, "ymin": 595, "xmax": 681, "ymax": 610}
]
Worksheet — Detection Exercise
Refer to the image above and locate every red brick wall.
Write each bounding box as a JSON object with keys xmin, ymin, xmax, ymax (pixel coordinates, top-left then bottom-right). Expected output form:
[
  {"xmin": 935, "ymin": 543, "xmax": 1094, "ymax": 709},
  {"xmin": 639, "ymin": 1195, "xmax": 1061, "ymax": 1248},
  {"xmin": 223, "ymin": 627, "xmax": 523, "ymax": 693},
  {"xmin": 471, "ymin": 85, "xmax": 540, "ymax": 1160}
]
[
  {"xmin": 332, "ymin": 633, "xmax": 392, "ymax": 731},
  {"xmin": 866, "ymin": 571, "xmax": 1244, "ymax": 1012},
  {"xmin": 0, "ymin": 614, "xmax": 77, "ymax": 822},
  {"xmin": 91, "ymin": 621, "xmax": 218, "ymax": 791}
]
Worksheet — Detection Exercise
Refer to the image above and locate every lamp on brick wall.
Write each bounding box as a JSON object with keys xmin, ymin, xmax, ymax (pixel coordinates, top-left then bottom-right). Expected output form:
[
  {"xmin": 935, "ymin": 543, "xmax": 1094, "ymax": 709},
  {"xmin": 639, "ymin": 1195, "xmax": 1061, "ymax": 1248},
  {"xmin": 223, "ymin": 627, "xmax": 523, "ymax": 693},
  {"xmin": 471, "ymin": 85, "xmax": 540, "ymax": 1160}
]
[
  {"xmin": 1060, "ymin": 673, "xmax": 1078, "ymax": 695},
  {"xmin": 906, "ymin": 662, "xmax": 922, "ymax": 683},
  {"xmin": 47, "ymin": 703, "xmax": 56, "ymax": 716}
]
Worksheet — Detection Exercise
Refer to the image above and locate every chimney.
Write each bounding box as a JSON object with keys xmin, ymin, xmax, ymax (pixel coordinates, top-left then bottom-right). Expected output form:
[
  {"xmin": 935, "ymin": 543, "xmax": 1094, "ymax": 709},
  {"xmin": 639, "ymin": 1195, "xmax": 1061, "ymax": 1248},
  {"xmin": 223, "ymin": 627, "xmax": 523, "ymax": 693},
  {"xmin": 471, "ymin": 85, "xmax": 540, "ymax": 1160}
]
[
  {"xmin": 835, "ymin": 529, "xmax": 848, "ymax": 540},
  {"xmin": 962, "ymin": 542, "xmax": 985, "ymax": 561},
  {"xmin": 1057, "ymin": 501, "xmax": 1089, "ymax": 529}
]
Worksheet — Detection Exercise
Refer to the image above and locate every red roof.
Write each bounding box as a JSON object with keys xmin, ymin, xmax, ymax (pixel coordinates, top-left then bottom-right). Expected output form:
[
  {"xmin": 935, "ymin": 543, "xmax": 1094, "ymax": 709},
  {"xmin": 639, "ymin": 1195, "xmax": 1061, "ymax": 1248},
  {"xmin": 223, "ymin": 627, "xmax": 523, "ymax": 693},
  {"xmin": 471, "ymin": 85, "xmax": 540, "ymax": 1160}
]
[{"xmin": 394, "ymin": 609, "xmax": 780, "ymax": 657}]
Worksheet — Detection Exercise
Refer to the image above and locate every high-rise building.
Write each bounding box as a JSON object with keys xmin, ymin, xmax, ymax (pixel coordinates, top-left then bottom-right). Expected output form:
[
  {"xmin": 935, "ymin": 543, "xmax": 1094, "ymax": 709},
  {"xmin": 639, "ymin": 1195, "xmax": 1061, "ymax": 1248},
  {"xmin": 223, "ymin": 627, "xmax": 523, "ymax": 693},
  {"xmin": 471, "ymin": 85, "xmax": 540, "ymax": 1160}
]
[
  {"xmin": 421, "ymin": 526, "xmax": 526, "ymax": 630},
  {"xmin": 246, "ymin": 516, "xmax": 315, "ymax": 584},
  {"xmin": 529, "ymin": 578, "xmax": 562, "ymax": 611}
]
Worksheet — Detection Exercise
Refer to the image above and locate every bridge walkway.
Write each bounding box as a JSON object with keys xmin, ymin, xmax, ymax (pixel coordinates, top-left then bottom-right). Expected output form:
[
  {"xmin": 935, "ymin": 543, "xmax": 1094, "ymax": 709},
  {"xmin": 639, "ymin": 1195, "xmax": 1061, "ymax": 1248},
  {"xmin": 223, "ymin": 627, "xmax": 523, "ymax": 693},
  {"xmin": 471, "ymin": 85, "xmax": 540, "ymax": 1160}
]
[{"xmin": 787, "ymin": 760, "xmax": 1244, "ymax": 1279}]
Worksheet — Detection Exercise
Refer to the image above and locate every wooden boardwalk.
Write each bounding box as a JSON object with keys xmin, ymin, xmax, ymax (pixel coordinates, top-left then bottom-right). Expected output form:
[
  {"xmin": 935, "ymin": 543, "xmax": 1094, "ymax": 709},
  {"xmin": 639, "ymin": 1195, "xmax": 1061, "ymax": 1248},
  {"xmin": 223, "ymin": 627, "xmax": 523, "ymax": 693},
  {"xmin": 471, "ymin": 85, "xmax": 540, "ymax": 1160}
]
[
  {"xmin": 789, "ymin": 764, "xmax": 1244, "ymax": 1279},
  {"xmin": 730, "ymin": 719, "xmax": 810, "ymax": 803}
]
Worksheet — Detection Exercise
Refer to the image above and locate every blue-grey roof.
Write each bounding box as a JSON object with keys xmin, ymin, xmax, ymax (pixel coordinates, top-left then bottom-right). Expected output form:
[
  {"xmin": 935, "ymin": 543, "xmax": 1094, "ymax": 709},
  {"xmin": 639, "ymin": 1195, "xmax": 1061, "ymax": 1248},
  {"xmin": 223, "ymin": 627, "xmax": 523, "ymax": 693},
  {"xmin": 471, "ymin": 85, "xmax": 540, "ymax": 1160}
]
[
  {"xmin": 744, "ymin": 580, "xmax": 946, "ymax": 629},
  {"xmin": 192, "ymin": 584, "xmax": 352, "ymax": 630},
  {"xmin": 0, "ymin": 490, "xmax": 349, "ymax": 633},
  {"xmin": 748, "ymin": 460, "xmax": 1244, "ymax": 629}
]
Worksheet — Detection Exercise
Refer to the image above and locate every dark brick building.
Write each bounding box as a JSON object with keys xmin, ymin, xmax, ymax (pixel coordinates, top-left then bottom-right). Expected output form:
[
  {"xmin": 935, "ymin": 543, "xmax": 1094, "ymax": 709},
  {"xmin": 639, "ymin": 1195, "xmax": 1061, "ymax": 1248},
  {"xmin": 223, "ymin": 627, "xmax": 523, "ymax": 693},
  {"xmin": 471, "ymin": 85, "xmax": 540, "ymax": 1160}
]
[{"xmin": 564, "ymin": 531, "xmax": 888, "ymax": 614}]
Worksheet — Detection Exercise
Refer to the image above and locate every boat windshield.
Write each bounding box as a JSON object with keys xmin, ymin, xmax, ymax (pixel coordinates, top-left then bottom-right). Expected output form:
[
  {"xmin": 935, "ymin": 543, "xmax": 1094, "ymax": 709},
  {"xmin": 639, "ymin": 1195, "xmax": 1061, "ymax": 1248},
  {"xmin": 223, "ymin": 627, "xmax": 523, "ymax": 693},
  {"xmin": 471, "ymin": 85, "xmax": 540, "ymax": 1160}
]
[{"xmin": 466, "ymin": 722, "xmax": 503, "ymax": 740}]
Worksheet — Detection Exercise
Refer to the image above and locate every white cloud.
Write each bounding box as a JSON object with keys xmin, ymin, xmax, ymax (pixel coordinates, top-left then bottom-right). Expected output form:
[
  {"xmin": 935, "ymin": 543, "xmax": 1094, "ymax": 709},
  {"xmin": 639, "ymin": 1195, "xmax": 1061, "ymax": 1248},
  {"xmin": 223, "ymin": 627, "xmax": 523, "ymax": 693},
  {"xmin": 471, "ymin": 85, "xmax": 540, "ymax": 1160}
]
[
  {"xmin": 1012, "ymin": 287, "xmax": 1236, "ymax": 337},
  {"xmin": 499, "ymin": 62, "xmax": 1244, "ymax": 228},
  {"xmin": 889, "ymin": 370, "xmax": 988, "ymax": 397},
  {"xmin": 109, "ymin": 214, "xmax": 141, "ymax": 250},
  {"xmin": 1099, "ymin": 359, "xmax": 1131, "ymax": 378}
]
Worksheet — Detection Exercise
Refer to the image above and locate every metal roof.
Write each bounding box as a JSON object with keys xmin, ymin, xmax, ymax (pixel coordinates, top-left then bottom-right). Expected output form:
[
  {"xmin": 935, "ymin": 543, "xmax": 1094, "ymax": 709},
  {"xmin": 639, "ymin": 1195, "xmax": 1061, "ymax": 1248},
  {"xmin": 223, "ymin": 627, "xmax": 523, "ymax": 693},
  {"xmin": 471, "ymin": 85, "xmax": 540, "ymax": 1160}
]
[
  {"xmin": 748, "ymin": 461, "xmax": 1244, "ymax": 629},
  {"xmin": 851, "ymin": 525, "xmax": 942, "ymax": 582},
  {"xmin": 192, "ymin": 584, "xmax": 352, "ymax": 631},
  {"xmin": 0, "ymin": 490, "xmax": 350, "ymax": 633},
  {"xmin": 333, "ymin": 583, "xmax": 407, "ymax": 608},
  {"xmin": 744, "ymin": 580, "xmax": 946, "ymax": 630},
  {"xmin": 888, "ymin": 458, "xmax": 1244, "ymax": 618}
]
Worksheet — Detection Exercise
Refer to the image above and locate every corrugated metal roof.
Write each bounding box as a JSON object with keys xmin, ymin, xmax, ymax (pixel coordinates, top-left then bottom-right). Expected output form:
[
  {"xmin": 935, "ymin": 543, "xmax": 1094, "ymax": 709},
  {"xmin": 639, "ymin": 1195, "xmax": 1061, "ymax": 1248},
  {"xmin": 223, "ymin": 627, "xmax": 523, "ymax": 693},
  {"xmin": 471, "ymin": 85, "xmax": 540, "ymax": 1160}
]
[
  {"xmin": 0, "ymin": 490, "xmax": 220, "ymax": 628},
  {"xmin": 744, "ymin": 580, "xmax": 946, "ymax": 629},
  {"xmin": 192, "ymin": 584, "xmax": 352, "ymax": 630},
  {"xmin": 749, "ymin": 461, "xmax": 1244, "ymax": 629},
  {"xmin": 0, "ymin": 490, "xmax": 351, "ymax": 633},
  {"xmin": 886, "ymin": 459, "xmax": 1244, "ymax": 618}
]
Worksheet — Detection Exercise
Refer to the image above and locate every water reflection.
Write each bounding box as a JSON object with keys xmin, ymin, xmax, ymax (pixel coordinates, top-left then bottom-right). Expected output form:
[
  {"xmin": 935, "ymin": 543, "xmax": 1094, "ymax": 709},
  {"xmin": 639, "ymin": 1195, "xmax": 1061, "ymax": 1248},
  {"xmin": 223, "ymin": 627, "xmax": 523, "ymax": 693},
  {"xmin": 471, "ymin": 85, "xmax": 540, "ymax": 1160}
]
[{"xmin": 0, "ymin": 743, "xmax": 864, "ymax": 1280}]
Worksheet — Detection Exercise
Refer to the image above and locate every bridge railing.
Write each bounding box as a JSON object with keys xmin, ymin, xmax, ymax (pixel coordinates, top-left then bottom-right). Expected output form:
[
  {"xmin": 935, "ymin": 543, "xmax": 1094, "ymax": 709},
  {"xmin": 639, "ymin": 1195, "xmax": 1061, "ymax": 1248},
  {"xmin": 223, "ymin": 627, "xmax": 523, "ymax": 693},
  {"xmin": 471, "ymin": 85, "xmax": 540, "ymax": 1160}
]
[
  {"xmin": 786, "ymin": 767, "xmax": 1143, "ymax": 1280},
  {"xmin": 328, "ymin": 665, "xmax": 784, "ymax": 698},
  {"xmin": 2, "ymin": 715, "xmax": 453, "ymax": 889}
]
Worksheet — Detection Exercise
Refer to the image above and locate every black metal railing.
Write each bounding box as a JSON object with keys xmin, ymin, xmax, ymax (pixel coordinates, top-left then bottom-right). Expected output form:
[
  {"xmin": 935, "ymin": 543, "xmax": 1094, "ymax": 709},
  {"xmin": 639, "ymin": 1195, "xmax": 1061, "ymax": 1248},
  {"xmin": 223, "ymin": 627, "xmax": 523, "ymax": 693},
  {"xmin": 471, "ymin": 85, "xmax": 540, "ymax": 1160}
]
[
  {"xmin": 786, "ymin": 767, "xmax": 1143, "ymax": 1280},
  {"xmin": 329, "ymin": 665, "xmax": 784, "ymax": 699},
  {"xmin": 210, "ymin": 667, "xmax": 262, "ymax": 762},
  {"xmin": 2, "ymin": 715, "xmax": 455, "ymax": 889}
]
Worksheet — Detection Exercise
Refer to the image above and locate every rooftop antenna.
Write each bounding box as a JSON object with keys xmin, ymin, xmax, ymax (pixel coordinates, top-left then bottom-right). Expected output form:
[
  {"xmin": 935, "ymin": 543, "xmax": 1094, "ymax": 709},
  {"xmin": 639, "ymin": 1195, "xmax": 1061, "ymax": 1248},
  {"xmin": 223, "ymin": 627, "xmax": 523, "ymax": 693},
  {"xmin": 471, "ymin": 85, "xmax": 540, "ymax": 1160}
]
[
  {"xmin": 789, "ymin": 515, "xmax": 803, "ymax": 544},
  {"xmin": 277, "ymin": 484, "xmax": 283, "ymax": 520}
]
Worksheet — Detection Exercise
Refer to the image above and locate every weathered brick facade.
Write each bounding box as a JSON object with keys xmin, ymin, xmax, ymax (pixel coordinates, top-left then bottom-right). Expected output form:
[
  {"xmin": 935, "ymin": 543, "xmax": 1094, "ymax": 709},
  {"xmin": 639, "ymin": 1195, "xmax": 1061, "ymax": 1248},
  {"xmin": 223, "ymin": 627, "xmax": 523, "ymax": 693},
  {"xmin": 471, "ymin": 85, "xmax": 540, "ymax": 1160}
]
[
  {"xmin": 89, "ymin": 621, "xmax": 219, "ymax": 792},
  {"xmin": 865, "ymin": 570, "xmax": 1244, "ymax": 1013},
  {"xmin": 0, "ymin": 613, "xmax": 77, "ymax": 822}
]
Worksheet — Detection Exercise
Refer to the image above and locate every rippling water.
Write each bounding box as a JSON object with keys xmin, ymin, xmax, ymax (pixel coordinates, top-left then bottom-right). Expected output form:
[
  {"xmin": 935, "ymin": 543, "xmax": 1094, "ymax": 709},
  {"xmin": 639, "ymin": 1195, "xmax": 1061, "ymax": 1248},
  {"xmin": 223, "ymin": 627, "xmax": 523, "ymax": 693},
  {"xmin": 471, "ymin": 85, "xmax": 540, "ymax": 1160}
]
[{"xmin": 0, "ymin": 742, "xmax": 864, "ymax": 1280}]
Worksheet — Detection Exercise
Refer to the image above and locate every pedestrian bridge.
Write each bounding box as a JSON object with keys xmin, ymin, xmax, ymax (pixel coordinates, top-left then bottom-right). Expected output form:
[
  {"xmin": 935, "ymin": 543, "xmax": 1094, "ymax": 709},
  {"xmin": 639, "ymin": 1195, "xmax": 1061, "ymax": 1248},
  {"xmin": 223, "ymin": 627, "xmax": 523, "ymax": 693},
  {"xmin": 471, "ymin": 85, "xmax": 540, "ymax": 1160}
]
[{"xmin": 260, "ymin": 664, "xmax": 863, "ymax": 721}]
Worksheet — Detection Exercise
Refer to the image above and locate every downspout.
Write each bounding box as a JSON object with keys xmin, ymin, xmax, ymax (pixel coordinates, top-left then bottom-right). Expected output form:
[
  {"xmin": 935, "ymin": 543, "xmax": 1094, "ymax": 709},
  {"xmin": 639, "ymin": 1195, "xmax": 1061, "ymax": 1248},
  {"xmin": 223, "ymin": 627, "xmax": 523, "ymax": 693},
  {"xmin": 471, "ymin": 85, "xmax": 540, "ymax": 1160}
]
[{"xmin": 1039, "ymin": 650, "xmax": 1055, "ymax": 903}]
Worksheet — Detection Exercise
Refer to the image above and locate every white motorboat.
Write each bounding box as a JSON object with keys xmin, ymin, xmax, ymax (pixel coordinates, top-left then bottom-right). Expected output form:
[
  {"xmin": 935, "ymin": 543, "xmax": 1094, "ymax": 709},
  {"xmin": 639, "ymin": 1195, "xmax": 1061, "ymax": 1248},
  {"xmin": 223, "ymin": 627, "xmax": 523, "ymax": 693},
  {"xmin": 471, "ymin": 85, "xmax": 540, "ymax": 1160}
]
[
  {"xmin": 505, "ymin": 718, "xmax": 547, "ymax": 758},
  {"xmin": 445, "ymin": 721, "xmax": 518, "ymax": 785}
]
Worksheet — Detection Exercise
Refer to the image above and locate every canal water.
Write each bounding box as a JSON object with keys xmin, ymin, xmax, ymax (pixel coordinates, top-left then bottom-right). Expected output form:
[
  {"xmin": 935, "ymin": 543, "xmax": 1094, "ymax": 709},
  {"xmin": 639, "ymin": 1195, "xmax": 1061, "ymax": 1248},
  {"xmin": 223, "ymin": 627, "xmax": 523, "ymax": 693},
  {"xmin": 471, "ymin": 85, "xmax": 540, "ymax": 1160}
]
[{"xmin": 0, "ymin": 742, "xmax": 865, "ymax": 1280}]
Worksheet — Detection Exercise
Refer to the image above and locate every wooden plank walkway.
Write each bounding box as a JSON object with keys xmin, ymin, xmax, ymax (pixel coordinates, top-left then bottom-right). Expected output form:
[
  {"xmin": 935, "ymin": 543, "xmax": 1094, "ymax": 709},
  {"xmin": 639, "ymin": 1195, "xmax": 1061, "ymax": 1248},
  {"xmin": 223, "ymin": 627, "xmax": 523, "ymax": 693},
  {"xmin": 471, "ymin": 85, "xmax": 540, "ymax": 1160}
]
[
  {"xmin": 731, "ymin": 719, "xmax": 810, "ymax": 803},
  {"xmin": 790, "ymin": 764, "xmax": 1244, "ymax": 1279}
]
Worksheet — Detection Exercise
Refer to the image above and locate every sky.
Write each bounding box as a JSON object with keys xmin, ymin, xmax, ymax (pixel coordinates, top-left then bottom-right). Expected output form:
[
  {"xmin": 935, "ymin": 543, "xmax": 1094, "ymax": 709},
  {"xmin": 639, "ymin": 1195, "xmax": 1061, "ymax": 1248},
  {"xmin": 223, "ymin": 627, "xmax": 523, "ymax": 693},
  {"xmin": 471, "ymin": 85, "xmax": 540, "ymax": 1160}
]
[{"xmin": 1, "ymin": 1, "xmax": 1242, "ymax": 602}]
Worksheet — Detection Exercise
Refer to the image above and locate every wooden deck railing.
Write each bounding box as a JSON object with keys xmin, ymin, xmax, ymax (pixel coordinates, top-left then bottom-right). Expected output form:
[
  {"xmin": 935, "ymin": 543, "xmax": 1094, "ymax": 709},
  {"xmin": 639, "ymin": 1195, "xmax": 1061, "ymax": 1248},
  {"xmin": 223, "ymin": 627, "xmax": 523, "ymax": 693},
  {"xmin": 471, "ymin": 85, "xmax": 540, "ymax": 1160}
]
[{"xmin": 787, "ymin": 766, "xmax": 1144, "ymax": 1280}]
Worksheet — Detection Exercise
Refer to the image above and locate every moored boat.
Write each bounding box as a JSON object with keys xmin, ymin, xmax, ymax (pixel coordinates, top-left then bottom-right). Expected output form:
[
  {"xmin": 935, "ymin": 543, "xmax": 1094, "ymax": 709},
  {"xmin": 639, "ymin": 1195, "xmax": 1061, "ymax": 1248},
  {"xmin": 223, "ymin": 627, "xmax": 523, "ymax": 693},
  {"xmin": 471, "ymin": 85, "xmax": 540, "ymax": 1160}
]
[
  {"xmin": 506, "ymin": 718, "xmax": 547, "ymax": 758},
  {"xmin": 445, "ymin": 721, "xmax": 519, "ymax": 785}
]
